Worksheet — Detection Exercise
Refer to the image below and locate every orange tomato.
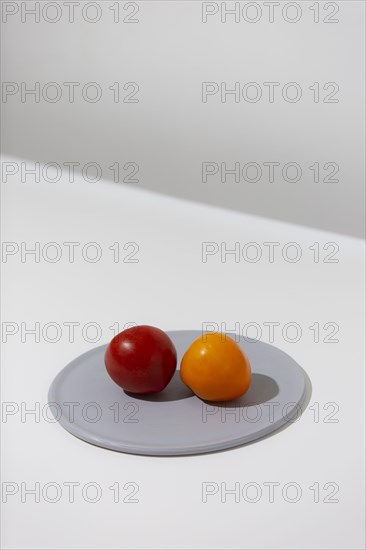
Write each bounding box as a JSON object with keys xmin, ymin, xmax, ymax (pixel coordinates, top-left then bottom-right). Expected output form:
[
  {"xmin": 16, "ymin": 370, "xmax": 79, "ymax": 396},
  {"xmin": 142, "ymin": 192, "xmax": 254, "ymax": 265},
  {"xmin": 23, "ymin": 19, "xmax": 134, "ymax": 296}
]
[{"xmin": 180, "ymin": 333, "xmax": 251, "ymax": 401}]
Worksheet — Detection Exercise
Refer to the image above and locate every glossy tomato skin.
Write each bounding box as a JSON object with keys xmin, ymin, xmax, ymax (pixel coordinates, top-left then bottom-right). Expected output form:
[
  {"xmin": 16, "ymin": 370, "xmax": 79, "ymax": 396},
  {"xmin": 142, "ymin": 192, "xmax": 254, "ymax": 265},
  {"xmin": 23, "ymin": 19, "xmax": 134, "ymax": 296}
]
[
  {"xmin": 105, "ymin": 325, "xmax": 177, "ymax": 394},
  {"xmin": 180, "ymin": 333, "xmax": 251, "ymax": 402}
]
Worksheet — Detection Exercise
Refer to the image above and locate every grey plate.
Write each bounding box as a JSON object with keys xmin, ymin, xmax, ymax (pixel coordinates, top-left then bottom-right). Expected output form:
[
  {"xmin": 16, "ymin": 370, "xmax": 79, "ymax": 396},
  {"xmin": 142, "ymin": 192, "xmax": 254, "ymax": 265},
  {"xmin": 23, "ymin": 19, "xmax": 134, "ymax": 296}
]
[{"xmin": 48, "ymin": 331, "xmax": 308, "ymax": 456}]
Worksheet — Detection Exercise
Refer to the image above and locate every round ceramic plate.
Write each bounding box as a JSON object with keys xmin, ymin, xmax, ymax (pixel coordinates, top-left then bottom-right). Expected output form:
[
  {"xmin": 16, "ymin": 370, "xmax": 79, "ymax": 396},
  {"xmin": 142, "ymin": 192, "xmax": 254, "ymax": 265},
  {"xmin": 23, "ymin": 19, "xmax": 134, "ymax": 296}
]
[{"xmin": 48, "ymin": 330, "xmax": 309, "ymax": 456}]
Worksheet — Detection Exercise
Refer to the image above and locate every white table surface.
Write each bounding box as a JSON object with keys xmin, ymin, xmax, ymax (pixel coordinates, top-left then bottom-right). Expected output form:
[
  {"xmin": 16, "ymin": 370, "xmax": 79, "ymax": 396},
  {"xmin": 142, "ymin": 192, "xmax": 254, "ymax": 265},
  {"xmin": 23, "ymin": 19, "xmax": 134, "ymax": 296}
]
[{"xmin": 1, "ymin": 156, "xmax": 365, "ymax": 550}]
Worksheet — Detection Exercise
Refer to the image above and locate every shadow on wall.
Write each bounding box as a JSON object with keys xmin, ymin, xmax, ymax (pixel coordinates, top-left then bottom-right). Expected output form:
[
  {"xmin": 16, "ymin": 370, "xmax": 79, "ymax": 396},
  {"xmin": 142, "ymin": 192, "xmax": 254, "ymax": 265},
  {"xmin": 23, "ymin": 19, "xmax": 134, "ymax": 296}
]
[{"xmin": 2, "ymin": 0, "xmax": 365, "ymax": 239}]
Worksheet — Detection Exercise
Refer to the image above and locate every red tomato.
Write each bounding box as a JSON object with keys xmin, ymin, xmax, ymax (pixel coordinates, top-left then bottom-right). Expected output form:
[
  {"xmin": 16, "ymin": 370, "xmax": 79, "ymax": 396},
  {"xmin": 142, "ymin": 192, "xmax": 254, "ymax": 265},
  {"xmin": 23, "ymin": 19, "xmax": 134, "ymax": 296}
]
[{"xmin": 104, "ymin": 325, "xmax": 177, "ymax": 394}]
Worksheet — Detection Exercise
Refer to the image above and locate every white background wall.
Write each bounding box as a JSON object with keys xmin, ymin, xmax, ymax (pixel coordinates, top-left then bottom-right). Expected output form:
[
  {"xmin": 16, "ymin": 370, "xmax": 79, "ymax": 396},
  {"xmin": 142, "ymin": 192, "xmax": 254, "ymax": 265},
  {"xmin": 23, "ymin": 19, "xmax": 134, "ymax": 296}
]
[{"xmin": 2, "ymin": 0, "xmax": 365, "ymax": 237}]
